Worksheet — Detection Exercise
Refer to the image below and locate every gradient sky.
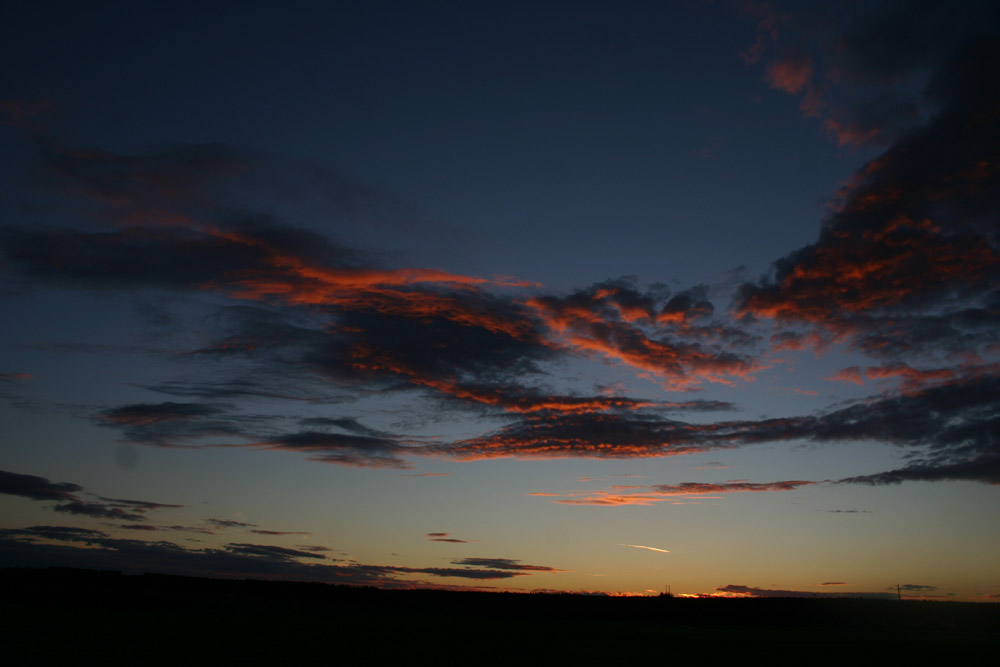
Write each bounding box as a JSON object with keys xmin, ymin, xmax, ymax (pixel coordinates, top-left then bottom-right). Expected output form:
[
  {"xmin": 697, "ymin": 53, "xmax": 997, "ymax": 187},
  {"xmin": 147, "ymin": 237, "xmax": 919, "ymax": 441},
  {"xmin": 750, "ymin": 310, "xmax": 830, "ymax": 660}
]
[{"xmin": 1, "ymin": 0, "xmax": 998, "ymax": 600}]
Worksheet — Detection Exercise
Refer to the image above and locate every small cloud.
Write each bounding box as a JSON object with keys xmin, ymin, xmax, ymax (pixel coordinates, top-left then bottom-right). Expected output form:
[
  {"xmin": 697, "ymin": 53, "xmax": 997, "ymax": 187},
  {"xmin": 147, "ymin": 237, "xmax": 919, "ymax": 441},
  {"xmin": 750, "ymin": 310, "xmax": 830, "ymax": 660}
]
[
  {"xmin": 826, "ymin": 367, "xmax": 864, "ymax": 385},
  {"xmin": 897, "ymin": 583, "xmax": 937, "ymax": 592},
  {"xmin": 426, "ymin": 532, "xmax": 467, "ymax": 543},
  {"xmin": 207, "ymin": 518, "xmax": 256, "ymax": 529},
  {"xmin": 527, "ymin": 492, "xmax": 560, "ymax": 497},
  {"xmin": 451, "ymin": 557, "xmax": 561, "ymax": 572},
  {"xmin": 620, "ymin": 543, "xmax": 671, "ymax": 554}
]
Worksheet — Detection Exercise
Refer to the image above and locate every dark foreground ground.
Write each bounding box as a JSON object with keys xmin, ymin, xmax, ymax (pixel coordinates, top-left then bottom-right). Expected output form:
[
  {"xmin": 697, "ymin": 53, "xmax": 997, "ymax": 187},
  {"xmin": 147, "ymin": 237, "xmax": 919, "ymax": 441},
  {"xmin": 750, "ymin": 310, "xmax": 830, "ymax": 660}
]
[{"xmin": 2, "ymin": 568, "xmax": 997, "ymax": 664}]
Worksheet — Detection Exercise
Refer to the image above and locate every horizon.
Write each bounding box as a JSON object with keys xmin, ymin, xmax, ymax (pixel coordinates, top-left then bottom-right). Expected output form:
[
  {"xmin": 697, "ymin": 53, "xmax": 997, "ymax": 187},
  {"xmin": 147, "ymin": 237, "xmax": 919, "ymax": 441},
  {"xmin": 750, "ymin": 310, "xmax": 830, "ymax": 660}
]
[{"xmin": 1, "ymin": 1, "xmax": 998, "ymax": 602}]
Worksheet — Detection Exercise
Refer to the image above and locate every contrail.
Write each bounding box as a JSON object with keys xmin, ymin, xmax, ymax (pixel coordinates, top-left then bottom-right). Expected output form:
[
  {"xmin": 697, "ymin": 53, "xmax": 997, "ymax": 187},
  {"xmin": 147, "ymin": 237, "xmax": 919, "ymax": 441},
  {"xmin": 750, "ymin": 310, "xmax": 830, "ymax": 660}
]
[{"xmin": 620, "ymin": 543, "xmax": 670, "ymax": 554}]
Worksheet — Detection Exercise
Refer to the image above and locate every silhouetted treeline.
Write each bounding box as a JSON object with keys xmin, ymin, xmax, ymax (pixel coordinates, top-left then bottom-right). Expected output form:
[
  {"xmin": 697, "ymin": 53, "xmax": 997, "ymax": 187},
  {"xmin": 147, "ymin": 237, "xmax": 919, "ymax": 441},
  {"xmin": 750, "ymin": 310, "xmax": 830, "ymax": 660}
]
[{"xmin": 2, "ymin": 568, "xmax": 996, "ymax": 663}]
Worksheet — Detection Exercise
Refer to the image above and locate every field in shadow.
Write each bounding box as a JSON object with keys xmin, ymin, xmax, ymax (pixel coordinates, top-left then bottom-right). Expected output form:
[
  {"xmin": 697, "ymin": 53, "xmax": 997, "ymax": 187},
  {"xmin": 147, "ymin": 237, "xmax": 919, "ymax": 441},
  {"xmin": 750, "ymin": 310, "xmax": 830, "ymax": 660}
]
[{"xmin": 2, "ymin": 568, "xmax": 996, "ymax": 663}]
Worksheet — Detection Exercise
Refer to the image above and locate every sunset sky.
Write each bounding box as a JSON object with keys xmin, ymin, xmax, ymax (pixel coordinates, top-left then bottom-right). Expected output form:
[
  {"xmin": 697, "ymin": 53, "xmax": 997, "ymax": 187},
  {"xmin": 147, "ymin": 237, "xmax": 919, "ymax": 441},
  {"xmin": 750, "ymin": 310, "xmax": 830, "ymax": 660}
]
[{"xmin": 2, "ymin": 1, "xmax": 998, "ymax": 600}]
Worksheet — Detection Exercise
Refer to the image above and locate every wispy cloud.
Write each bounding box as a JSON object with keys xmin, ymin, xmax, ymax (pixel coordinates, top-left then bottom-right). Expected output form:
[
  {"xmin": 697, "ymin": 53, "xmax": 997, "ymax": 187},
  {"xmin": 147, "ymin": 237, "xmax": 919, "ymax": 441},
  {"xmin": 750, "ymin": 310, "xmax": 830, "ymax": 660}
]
[
  {"xmin": 0, "ymin": 469, "xmax": 181, "ymax": 522},
  {"xmin": 427, "ymin": 532, "xmax": 467, "ymax": 543},
  {"xmin": 620, "ymin": 544, "xmax": 670, "ymax": 554},
  {"xmin": 0, "ymin": 527, "xmax": 562, "ymax": 587}
]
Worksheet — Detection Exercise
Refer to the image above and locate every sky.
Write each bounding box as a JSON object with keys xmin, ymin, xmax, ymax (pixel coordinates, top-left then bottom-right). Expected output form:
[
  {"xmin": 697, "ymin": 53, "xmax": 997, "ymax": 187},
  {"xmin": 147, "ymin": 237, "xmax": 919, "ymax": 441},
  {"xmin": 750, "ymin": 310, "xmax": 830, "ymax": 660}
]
[{"xmin": 1, "ymin": 0, "xmax": 998, "ymax": 600}]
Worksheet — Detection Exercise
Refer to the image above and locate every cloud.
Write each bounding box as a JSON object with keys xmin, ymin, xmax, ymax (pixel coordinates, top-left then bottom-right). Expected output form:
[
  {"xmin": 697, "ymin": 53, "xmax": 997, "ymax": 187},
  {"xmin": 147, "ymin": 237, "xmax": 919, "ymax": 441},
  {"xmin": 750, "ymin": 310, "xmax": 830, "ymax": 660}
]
[
  {"xmin": 898, "ymin": 583, "xmax": 937, "ymax": 592},
  {"xmin": 620, "ymin": 544, "xmax": 671, "ymax": 554},
  {"xmin": 426, "ymin": 532, "xmax": 466, "ymax": 543},
  {"xmin": 0, "ymin": 527, "xmax": 560, "ymax": 587},
  {"xmin": 527, "ymin": 280, "xmax": 760, "ymax": 391},
  {"xmin": 95, "ymin": 402, "xmax": 246, "ymax": 448},
  {"xmin": 4, "ymin": 39, "xmax": 999, "ymax": 492},
  {"xmin": 737, "ymin": 19, "xmax": 1000, "ymax": 376},
  {"xmin": 552, "ymin": 479, "xmax": 814, "ymax": 506},
  {"xmin": 90, "ymin": 368, "xmax": 1000, "ymax": 488},
  {"xmin": 0, "ymin": 468, "xmax": 181, "ymax": 522},
  {"xmin": 0, "ymin": 469, "xmax": 82, "ymax": 501},
  {"xmin": 206, "ymin": 518, "xmax": 256, "ymax": 529},
  {"xmin": 450, "ymin": 558, "xmax": 561, "ymax": 572},
  {"xmin": 225, "ymin": 543, "xmax": 327, "ymax": 561},
  {"xmin": 765, "ymin": 49, "xmax": 813, "ymax": 94},
  {"xmin": 98, "ymin": 402, "xmax": 228, "ymax": 426},
  {"xmin": 650, "ymin": 481, "xmax": 813, "ymax": 494},
  {"xmin": 827, "ymin": 367, "xmax": 864, "ymax": 385},
  {"xmin": 710, "ymin": 584, "xmax": 894, "ymax": 600}
]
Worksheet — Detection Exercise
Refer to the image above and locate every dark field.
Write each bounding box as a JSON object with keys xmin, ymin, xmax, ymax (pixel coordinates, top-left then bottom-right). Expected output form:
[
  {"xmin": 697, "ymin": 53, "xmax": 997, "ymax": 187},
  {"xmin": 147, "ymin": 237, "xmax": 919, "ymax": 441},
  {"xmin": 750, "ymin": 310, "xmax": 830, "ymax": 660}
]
[{"xmin": 2, "ymin": 568, "xmax": 996, "ymax": 664}]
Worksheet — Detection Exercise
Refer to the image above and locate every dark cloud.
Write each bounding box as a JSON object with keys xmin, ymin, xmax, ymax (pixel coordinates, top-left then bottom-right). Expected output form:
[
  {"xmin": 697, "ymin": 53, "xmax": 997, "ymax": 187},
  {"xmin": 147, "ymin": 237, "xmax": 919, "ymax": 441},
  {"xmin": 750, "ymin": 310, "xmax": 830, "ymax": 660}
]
[
  {"xmin": 0, "ymin": 469, "xmax": 81, "ymax": 501},
  {"xmin": 93, "ymin": 399, "xmax": 418, "ymax": 468},
  {"xmin": 141, "ymin": 378, "xmax": 337, "ymax": 403},
  {"xmin": 389, "ymin": 566, "xmax": 527, "ymax": 580},
  {"xmin": 206, "ymin": 518, "xmax": 255, "ymax": 529},
  {"xmin": 52, "ymin": 501, "xmax": 146, "ymax": 521},
  {"xmin": 446, "ymin": 411, "xmax": 706, "ymax": 461},
  {"xmin": 713, "ymin": 584, "xmax": 894, "ymax": 600},
  {"xmin": 3, "ymin": 525, "xmax": 106, "ymax": 542},
  {"xmin": 527, "ymin": 279, "xmax": 759, "ymax": 391},
  {"xmin": 298, "ymin": 417, "xmax": 383, "ymax": 435},
  {"xmin": 840, "ymin": 455, "xmax": 1000, "ymax": 486},
  {"xmin": 898, "ymin": 583, "xmax": 937, "ymax": 592},
  {"xmin": 98, "ymin": 402, "xmax": 228, "ymax": 425},
  {"xmin": 0, "ymin": 527, "xmax": 558, "ymax": 587},
  {"xmin": 549, "ymin": 479, "xmax": 813, "ymax": 506},
  {"xmin": 92, "ymin": 367, "xmax": 1000, "ymax": 487},
  {"xmin": 738, "ymin": 7, "xmax": 1000, "ymax": 374},
  {"xmin": 249, "ymin": 530, "xmax": 312, "ymax": 536},
  {"xmin": 450, "ymin": 558, "xmax": 561, "ymax": 572},
  {"xmin": 451, "ymin": 373, "xmax": 1000, "ymax": 486},
  {"xmin": 426, "ymin": 532, "xmax": 467, "ymax": 543},
  {"xmin": 0, "ymin": 468, "xmax": 182, "ymax": 521},
  {"xmin": 225, "ymin": 543, "xmax": 327, "ymax": 561},
  {"xmin": 830, "ymin": 1, "xmax": 999, "ymax": 87},
  {"xmin": 97, "ymin": 497, "xmax": 183, "ymax": 511},
  {"xmin": 258, "ymin": 431, "xmax": 413, "ymax": 469}
]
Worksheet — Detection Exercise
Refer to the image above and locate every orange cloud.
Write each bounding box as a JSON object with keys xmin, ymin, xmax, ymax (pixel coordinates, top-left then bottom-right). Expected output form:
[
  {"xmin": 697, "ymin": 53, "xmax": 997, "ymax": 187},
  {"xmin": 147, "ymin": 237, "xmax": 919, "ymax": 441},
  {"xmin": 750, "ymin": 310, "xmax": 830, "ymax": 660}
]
[
  {"xmin": 765, "ymin": 52, "xmax": 814, "ymax": 94},
  {"xmin": 827, "ymin": 367, "xmax": 863, "ymax": 385},
  {"xmin": 543, "ymin": 479, "xmax": 814, "ymax": 506}
]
